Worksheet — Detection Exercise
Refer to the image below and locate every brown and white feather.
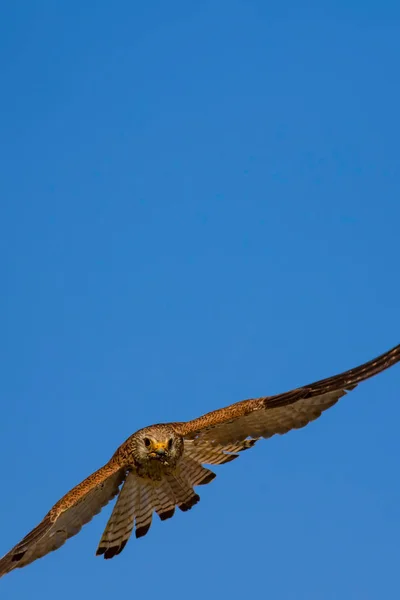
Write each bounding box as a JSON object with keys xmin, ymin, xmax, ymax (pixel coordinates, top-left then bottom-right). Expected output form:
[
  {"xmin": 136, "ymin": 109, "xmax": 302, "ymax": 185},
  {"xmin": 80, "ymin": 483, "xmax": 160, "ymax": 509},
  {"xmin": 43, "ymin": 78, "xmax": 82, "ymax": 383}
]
[
  {"xmin": 0, "ymin": 462, "xmax": 126, "ymax": 578},
  {"xmin": 96, "ymin": 471, "xmax": 139, "ymax": 559},
  {"xmin": 175, "ymin": 344, "xmax": 400, "ymax": 445}
]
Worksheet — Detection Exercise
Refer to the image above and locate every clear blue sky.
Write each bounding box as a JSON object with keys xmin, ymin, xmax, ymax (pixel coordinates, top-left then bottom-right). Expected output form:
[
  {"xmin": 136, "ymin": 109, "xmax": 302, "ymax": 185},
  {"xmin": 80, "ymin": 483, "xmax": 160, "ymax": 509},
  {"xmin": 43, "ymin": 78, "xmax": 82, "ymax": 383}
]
[{"xmin": 1, "ymin": 2, "xmax": 399, "ymax": 598}]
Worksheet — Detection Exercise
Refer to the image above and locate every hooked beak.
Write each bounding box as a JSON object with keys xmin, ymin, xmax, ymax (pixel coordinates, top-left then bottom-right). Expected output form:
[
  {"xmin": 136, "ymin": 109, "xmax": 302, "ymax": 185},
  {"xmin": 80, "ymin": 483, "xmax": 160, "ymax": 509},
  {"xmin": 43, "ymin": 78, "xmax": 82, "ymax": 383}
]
[
  {"xmin": 155, "ymin": 447, "xmax": 166, "ymax": 456},
  {"xmin": 149, "ymin": 442, "xmax": 168, "ymax": 458}
]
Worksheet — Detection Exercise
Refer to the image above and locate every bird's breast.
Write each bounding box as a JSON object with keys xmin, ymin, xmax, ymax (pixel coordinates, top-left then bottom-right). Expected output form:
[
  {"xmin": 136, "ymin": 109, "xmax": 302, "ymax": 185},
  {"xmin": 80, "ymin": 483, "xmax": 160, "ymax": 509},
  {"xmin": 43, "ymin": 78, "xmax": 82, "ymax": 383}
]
[{"xmin": 136, "ymin": 458, "xmax": 177, "ymax": 481}]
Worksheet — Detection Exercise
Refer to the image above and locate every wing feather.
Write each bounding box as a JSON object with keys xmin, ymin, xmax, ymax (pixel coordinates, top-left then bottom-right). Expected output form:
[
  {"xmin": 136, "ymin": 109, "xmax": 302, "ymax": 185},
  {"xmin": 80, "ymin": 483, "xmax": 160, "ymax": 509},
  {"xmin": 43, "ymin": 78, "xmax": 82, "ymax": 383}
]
[
  {"xmin": 0, "ymin": 461, "xmax": 126, "ymax": 578},
  {"xmin": 175, "ymin": 344, "xmax": 400, "ymax": 445}
]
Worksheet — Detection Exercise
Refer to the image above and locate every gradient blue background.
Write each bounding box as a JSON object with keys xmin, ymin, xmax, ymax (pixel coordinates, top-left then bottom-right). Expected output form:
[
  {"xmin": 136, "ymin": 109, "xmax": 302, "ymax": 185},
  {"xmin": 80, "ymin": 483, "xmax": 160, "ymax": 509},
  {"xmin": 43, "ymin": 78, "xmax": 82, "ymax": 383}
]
[{"xmin": 1, "ymin": 2, "xmax": 399, "ymax": 598}]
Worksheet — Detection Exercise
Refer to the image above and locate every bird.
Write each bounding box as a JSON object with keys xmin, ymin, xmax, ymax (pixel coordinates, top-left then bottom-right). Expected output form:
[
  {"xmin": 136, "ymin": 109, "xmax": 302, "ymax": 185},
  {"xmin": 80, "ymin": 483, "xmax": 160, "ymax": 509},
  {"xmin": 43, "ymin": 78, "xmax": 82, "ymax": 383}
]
[{"xmin": 0, "ymin": 344, "xmax": 399, "ymax": 579}]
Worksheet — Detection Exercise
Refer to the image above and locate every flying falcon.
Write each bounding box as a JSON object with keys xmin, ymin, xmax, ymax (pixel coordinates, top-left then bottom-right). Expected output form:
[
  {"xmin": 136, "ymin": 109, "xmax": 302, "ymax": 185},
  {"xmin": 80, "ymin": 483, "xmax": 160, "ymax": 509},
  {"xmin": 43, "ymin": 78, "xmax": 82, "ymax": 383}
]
[{"xmin": 0, "ymin": 344, "xmax": 399, "ymax": 578}]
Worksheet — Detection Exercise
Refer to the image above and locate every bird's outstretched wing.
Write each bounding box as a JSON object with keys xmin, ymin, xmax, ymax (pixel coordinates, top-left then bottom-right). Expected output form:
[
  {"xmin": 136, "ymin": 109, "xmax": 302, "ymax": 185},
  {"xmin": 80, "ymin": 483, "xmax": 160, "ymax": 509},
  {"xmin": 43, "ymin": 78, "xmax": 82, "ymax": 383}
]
[
  {"xmin": 175, "ymin": 344, "xmax": 400, "ymax": 446},
  {"xmin": 0, "ymin": 461, "xmax": 126, "ymax": 578}
]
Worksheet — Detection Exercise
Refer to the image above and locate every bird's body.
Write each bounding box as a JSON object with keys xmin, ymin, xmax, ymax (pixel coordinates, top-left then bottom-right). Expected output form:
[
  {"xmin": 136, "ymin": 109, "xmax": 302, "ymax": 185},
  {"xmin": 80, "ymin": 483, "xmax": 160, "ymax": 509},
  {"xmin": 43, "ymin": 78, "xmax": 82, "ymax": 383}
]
[{"xmin": 0, "ymin": 344, "xmax": 399, "ymax": 578}]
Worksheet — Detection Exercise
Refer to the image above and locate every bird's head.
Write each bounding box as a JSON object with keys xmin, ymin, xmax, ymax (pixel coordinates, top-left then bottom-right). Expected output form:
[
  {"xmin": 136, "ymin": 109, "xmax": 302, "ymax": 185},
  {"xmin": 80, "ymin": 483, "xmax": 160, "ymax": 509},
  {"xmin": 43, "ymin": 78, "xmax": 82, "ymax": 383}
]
[{"xmin": 134, "ymin": 425, "xmax": 183, "ymax": 466}]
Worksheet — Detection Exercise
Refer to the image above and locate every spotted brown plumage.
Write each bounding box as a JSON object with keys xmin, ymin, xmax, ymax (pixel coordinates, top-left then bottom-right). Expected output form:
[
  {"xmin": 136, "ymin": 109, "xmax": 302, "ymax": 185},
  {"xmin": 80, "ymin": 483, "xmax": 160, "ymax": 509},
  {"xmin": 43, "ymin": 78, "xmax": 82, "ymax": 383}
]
[{"xmin": 0, "ymin": 343, "xmax": 399, "ymax": 578}]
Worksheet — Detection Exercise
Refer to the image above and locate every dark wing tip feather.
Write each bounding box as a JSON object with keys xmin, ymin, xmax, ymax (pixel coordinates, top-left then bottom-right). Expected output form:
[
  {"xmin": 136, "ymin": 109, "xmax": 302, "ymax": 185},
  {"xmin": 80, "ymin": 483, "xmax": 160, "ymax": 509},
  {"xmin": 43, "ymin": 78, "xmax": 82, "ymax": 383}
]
[
  {"xmin": 305, "ymin": 343, "xmax": 400, "ymax": 397},
  {"xmin": 158, "ymin": 508, "xmax": 175, "ymax": 521},
  {"xmin": 99, "ymin": 540, "xmax": 128, "ymax": 560},
  {"xmin": 265, "ymin": 344, "xmax": 400, "ymax": 409},
  {"xmin": 179, "ymin": 494, "xmax": 200, "ymax": 512},
  {"xmin": 11, "ymin": 552, "xmax": 25, "ymax": 563},
  {"xmin": 135, "ymin": 524, "xmax": 151, "ymax": 539},
  {"xmin": 0, "ymin": 514, "xmax": 54, "ymax": 577},
  {"xmin": 197, "ymin": 471, "xmax": 216, "ymax": 485}
]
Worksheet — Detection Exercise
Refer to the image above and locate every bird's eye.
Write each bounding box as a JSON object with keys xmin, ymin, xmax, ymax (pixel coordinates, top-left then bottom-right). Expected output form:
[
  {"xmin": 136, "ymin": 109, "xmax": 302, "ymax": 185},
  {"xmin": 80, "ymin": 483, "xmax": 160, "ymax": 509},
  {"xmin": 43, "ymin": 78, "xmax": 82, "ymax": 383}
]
[
  {"xmin": 168, "ymin": 438, "xmax": 173, "ymax": 450},
  {"xmin": 144, "ymin": 438, "xmax": 151, "ymax": 448}
]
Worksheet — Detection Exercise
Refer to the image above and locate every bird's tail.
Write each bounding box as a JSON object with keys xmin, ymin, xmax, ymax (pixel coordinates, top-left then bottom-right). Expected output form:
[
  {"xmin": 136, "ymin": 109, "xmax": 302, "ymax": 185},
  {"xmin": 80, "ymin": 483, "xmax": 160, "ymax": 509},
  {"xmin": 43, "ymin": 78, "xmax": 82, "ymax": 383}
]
[{"xmin": 96, "ymin": 458, "xmax": 215, "ymax": 559}]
